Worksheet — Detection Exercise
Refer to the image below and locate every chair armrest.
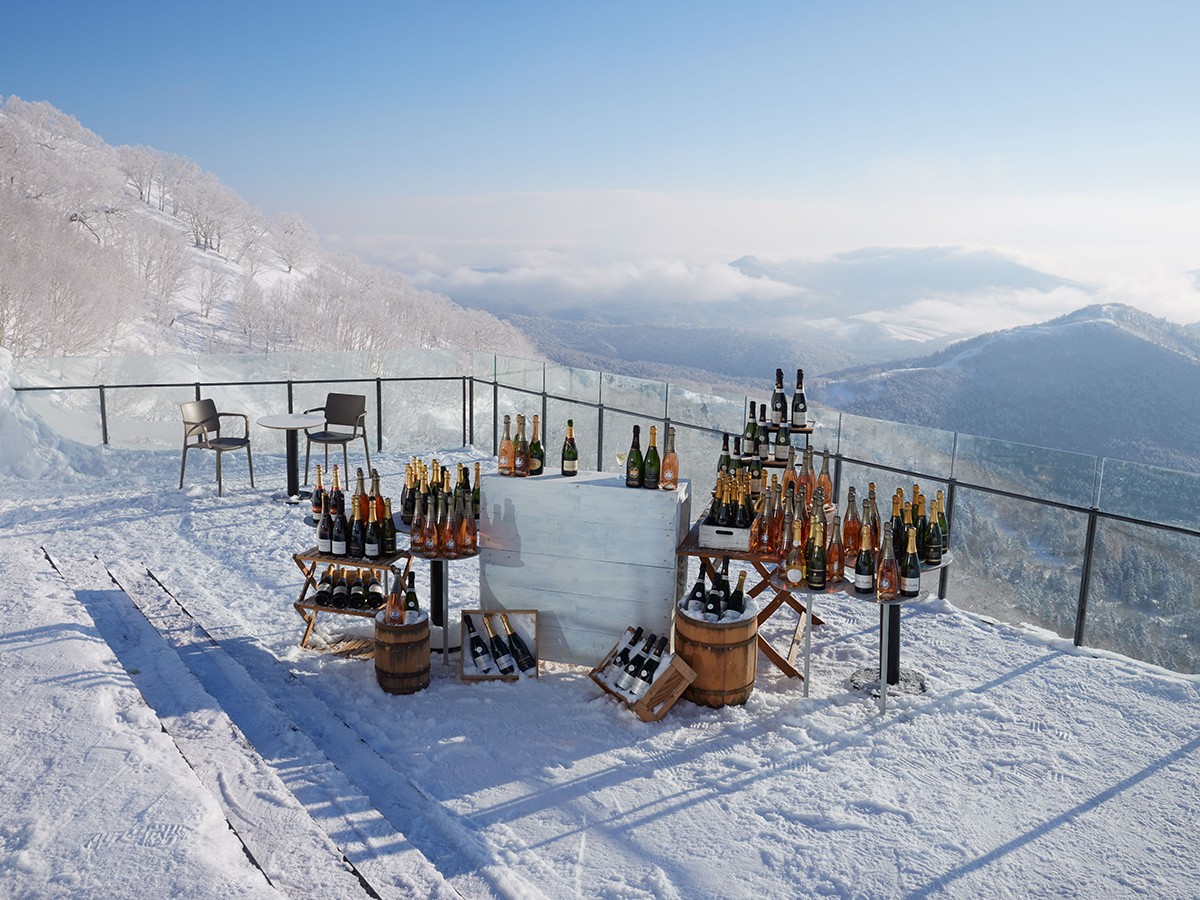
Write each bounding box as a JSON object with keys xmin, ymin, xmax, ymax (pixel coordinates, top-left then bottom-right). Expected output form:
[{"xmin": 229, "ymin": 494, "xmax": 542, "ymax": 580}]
[
  {"xmin": 303, "ymin": 405, "xmax": 326, "ymax": 415},
  {"xmin": 217, "ymin": 411, "xmax": 250, "ymax": 438}
]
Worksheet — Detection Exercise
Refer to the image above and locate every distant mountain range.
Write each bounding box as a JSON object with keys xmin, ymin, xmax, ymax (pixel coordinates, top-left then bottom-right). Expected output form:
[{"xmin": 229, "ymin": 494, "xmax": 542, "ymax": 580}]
[{"xmin": 816, "ymin": 303, "xmax": 1200, "ymax": 471}]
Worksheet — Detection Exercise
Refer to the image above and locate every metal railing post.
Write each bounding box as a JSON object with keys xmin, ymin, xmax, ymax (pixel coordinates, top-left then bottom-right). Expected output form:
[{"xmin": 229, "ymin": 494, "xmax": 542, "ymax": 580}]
[
  {"xmin": 375, "ymin": 378, "xmax": 384, "ymax": 453},
  {"xmin": 286, "ymin": 380, "xmax": 294, "ymax": 414},
  {"xmin": 462, "ymin": 377, "xmax": 469, "ymax": 447},
  {"xmin": 469, "ymin": 377, "xmax": 476, "ymax": 446},
  {"xmin": 1074, "ymin": 508, "xmax": 1100, "ymax": 647},
  {"xmin": 597, "ymin": 376, "xmax": 605, "ymax": 472},
  {"xmin": 194, "ymin": 382, "xmax": 201, "ymax": 401},
  {"xmin": 492, "ymin": 379, "xmax": 499, "ymax": 456},
  {"xmin": 98, "ymin": 385, "xmax": 109, "ymax": 446}
]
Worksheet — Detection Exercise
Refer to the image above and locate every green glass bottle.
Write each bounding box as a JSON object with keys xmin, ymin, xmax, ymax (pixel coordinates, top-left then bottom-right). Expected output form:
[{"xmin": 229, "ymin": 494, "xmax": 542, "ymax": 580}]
[
  {"xmin": 642, "ymin": 425, "xmax": 661, "ymax": 490},
  {"xmin": 625, "ymin": 425, "xmax": 644, "ymax": 488}
]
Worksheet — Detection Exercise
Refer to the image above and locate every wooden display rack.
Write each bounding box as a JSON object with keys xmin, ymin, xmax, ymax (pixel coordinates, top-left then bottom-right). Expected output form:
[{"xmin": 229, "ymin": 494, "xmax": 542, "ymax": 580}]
[
  {"xmin": 676, "ymin": 519, "xmax": 824, "ymax": 682},
  {"xmin": 292, "ymin": 547, "xmax": 412, "ymax": 648},
  {"xmin": 590, "ymin": 627, "xmax": 697, "ymax": 722}
]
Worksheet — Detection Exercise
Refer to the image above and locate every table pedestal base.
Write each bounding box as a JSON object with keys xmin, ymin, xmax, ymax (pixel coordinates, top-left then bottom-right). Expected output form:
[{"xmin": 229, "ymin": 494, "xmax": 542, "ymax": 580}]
[{"xmin": 849, "ymin": 667, "xmax": 928, "ymax": 697}]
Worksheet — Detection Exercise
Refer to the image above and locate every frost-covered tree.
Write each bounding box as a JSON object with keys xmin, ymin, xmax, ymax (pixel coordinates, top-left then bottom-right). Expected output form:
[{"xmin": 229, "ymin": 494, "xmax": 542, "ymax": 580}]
[{"xmin": 272, "ymin": 211, "xmax": 318, "ymax": 273}]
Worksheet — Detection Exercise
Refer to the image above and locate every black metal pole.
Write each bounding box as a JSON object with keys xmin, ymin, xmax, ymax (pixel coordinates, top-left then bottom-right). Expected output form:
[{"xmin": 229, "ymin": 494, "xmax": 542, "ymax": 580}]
[
  {"xmin": 286, "ymin": 380, "xmax": 294, "ymax": 414},
  {"xmin": 939, "ymin": 479, "xmax": 956, "ymax": 600},
  {"xmin": 375, "ymin": 378, "xmax": 383, "ymax": 453},
  {"xmin": 98, "ymin": 385, "xmax": 109, "ymax": 446},
  {"xmin": 1075, "ymin": 508, "xmax": 1100, "ymax": 646}
]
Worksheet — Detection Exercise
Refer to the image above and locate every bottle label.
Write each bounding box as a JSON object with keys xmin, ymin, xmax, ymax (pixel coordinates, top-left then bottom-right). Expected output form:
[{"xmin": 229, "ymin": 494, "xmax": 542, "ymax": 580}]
[
  {"xmin": 318, "ymin": 538, "xmax": 332, "ymax": 553},
  {"xmin": 900, "ymin": 575, "xmax": 920, "ymax": 593},
  {"xmin": 786, "ymin": 566, "xmax": 804, "ymax": 585},
  {"xmin": 562, "ymin": 459, "xmax": 578, "ymax": 473},
  {"xmin": 854, "ymin": 571, "xmax": 873, "ymax": 591},
  {"xmin": 515, "ymin": 457, "xmax": 526, "ymax": 472},
  {"xmin": 530, "ymin": 457, "xmax": 543, "ymax": 474},
  {"xmin": 495, "ymin": 652, "xmax": 515, "ymax": 671},
  {"xmin": 791, "ymin": 412, "xmax": 807, "ymax": 428},
  {"xmin": 331, "ymin": 539, "xmax": 347, "ymax": 555},
  {"xmin": 365, "ymin": 541, "xmax": 380, "ymax": 557}
]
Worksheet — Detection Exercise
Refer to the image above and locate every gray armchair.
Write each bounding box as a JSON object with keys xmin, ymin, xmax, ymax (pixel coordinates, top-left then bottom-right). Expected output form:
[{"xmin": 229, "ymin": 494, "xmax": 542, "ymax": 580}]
[
  {"xmin": 179, "ymin": 399, "xmax": 255, "ymax": 496},
  {"xmin": 303, "ymin": 392, "xmax": 371, "ymax": 483}
]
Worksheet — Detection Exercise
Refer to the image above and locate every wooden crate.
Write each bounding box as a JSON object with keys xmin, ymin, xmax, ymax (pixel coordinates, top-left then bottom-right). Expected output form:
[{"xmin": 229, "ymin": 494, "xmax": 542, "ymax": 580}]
[
  {"xmin": 697, "ymin": 517, "xmax": 755, "ymax": 552},
  {"xmin": 459, "ymin": 609, "xmax": 539, "ymax": 682},
  {"xmin": 589, "ymin": 627, "xmax": 697, "ymax": 722},
  {"xmin": 479, "ymin": 471, "xmax": 691, "ymax": 666}
]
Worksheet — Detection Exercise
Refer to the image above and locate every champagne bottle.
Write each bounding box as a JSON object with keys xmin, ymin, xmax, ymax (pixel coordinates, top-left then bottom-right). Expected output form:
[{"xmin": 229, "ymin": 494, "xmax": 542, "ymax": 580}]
[
  {"xmin": 611, "ymin": 626, "xmax": 644, "ymax": 671},
  {"xmin": 315, "ymin": 565, "xmax": 333, "ymax": 606},
  {"xmin": 384, "ymin": 573, "xmax": 404, "ymax": 625},
  {"xmin": 464, "ymin": 615, "xmax": 495, "ymax": 674},
  {"xmin": 382, "ymin": 498, "xmax": 398, "ymax": 555},
  {"xmin": 366, "ymin": 568, "xmax": 385, "ymax": 609},
  {"xmin": 529, "ymin": 414, "xmax": 545, "ymax": 476},
  {"xmin": 614, "ymin": 633, "xmax": 656, "ymax": 692},
  {"xmin": 774, "ymin": 417, "xmax": 791, "ymax": 463},
  {"xmin": 349, "ymin": 568, "xmax": 366, "ymax": 608},
  {"xmin": 717, "ymin": 433, "xmax": 731, "ymax": 475},
  {"xmin": 744, "ymin": 403, "xmax": 758, "ymax": 443},
  {"xmin": 457, "ymin": 494, "xmax": 478, "ymax": 555},
  {"xmin": 355, "ymin": 467, "xmax": 369, "ymax": 524},
  {"xmin": 400, "ymin": 466, "xmax": 415, "ymax": 526},
  {"xmin": 473, "ymin": 461, "xmax": 482, "ymax": 517},
  {"xmin": 729, "ymin": 436, "xmax": 743, "ymax": 475},
  {"xmin": 686, "ymin": 571, "xmax": 707, "ymax": 609},
  {"xmin": 317, "ymin": 493, "xmax": 333, "ymax": 555},
  {"xmin": 629, "ymin": 635, "xmax": 670, "ymax": 699},
  {"xmin": 513, "ymin": 414, "xmax": 529, "ymax": 477},
  {"xmin": 625, "ymin": 425, "xmax": 644, "ymax": 488},
  {"xmin": 924, "ymin": 496, "xmax": 943, "ymax": 566},
  {"xmin": 842, "ymin": 487, "xmax": 860, "ymax": 555},
  {"xmin": 331, "ymin": 566, "xmax": 350, "ymax": 608},
  {"xmin": 770, "ymin": 367, "xmax": 786, "ymax": 427},
  {"xmin": 826, "ymin": 512, "xmax": 844, "ymax": 583},
  {"xmin": 703, "ymin": 577, "xmax": 723, "ymax": 616},
  {"xmin": 483, "ymin": 615, "xmax": 516, "ymax": 674},
  {"xmin": 784, "ymin": 520, "xmax": 805, "ymax": 586},
  {"xmin": 807, "ymin": 517, "xmax": 827, "ymax": 590},
  {"xmin": 890, "ymin": 494, "xmax": 906, "ymax": 564},
  {"xmin": 331, "ymin": 497, "xmax": 349, "ymax": 557},
  {"xmin": 876, "ymin": 529, "xmax": 899, "ymax": 602},
  {"xmin": 561, "ymin": 419, "xmax": 579, "ymax": 476},
  {"xmin": 791, "ymin": 368, "xmax": 808, "ymax": 428},
  {"xmin": 404, "ymin": 571, "xmax": 420, "ymax": 613},
  {"xmin": 816, "ymin": 450, "xmax": 833, "ymax": 509},
  {"xmin": 348, "ymin": 502, "xmax": 365, "ymax": 559},
  {"xmin": 500, "ymin": 613, "xmax": 536, "ymax": 672},
  {"xmin": 757, "ymin": 403, "xmax": 770, "ymax": 462},
  {"xmin": 421, "ymin": 494, "xmax": 438, "ymax": 556},
  {"xmin": 900, "ymin": 526, "xmax": 921, "ymax": 598},
  {"xmin": 440, "ymin": 494, "xmax": 459, "ymax": 558},
  {"xmin": 364, "ymin": 502, "xmax": 382, "ymax": 560},
  {"xmin": 329, "ymin": 464, "xmax": 345, "ymax": 517},
  {"xmin": 854, "ymin": 524, "xmax": 875, "ymax": 594},
  {"xmin": 936, "ymin": 488, "xmax": 950, "ymax": 551},
  {"xmin": 726, "ymin": 570, "xmax": 748, "ymax": 615},
  {"xmin": 498, "ymin": 415, "xmax": 514, "ymax": 476},
  {"xmin": 660, "ymin": 426, "xmax": 679, "ymax": 490},
  {"xmin": 310, "ymin": 463, "xmax": 326, "ymax": 522},
  {"xmin": 615, "ymin": 633, "xmax": 657, "ymax": 693},
  {"xmin": 643, "ymin": 425, "xmax": 661, "ymax": 490}
]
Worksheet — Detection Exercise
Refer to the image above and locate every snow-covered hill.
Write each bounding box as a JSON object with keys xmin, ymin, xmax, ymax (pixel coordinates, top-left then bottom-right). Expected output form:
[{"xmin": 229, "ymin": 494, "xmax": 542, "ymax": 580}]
[
  {"xmin": 0, "ymin": 96, "xmax": 536, "ymax": 360},
  {"xmin": 817, "ymin": 303, "xmax": 1200, "ymax": 472}
]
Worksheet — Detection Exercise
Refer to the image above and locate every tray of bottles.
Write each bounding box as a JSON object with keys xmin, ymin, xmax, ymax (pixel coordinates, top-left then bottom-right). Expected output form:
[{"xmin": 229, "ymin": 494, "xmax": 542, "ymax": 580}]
[
  {"xmin": 697, "ymin": 508, "xmax": 758, "ymax": 552},
  {"xmin": 590, "ymin": 626, "xmax": 696, "ymax": 723},
  {"xmin": 459, "ymin": 610, "xmax": 539, "ymax": 681}
]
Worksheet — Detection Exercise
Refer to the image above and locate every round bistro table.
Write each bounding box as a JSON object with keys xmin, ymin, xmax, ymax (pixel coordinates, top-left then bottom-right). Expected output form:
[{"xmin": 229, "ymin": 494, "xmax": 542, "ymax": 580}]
[{"xmin": 257, "ymin": 413, "xmax": 325, "ymax": 503}]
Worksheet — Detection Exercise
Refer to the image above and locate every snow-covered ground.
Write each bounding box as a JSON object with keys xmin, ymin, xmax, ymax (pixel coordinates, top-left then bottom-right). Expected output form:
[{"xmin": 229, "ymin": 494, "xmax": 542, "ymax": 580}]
[{"xmin": 2, "ymin": 361, "xmax": 1199, "ymax": 898}]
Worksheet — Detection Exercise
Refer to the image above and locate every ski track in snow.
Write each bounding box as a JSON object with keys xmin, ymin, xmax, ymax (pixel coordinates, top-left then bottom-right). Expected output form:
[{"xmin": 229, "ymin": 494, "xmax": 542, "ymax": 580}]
[{"xmin": 1, "ymin": 437, "xmax": 1199, "ymax": 898}]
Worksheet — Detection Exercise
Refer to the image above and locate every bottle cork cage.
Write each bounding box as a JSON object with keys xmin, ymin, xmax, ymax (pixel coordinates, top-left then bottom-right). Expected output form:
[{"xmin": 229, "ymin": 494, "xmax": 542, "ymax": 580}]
[{"xmin": 459, "ymin": 609, "xmax": 540, "ymax": 682}]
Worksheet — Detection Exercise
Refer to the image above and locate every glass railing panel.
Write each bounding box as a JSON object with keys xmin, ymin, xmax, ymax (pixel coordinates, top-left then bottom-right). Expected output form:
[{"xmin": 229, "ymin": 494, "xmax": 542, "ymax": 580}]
[
  {"xmin": 600, "ymin": 372, "xmax": 668, "ymax": 420},
  {"xmin": 952, "ymin": 433, "xmax": 1097, "ymax": 509},
  {"xmin": 835, "ymin": 410, "xmax": 955, "ymax": 482},
  {"xmin": 545, "ymin": 399, "xmax": 600, "ymax": 474},
  {"xmin": 1085, "ymin": 518, "xmax": 1200, "ymax": 674},
  {"xmin": 1098, "ymin": 458, "xmax": 1200, "ymax": 533},
  {"xmin": 666, "ymin": 383, "xmax": 744, "ymax": 438},
  {"xmin": 493, "ymin": 354, "xmax": 545, "ymax": 393},
  {"xmin": 545, "ymin": 363, "xmax": 601, "ymax": 406},
  {"xmin": 940, "ymin": 486, "xmax": 1085, "ymax": 640}
]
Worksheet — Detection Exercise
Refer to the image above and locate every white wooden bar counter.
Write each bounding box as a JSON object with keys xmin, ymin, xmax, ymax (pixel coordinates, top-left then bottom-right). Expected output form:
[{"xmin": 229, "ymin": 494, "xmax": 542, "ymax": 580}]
[{"xmin": 478, "ymin": 471, "xmax": 691, "ymax": 667}]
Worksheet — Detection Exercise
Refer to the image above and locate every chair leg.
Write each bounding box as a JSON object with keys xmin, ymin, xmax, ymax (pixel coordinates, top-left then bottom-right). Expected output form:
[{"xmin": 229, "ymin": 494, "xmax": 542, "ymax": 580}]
[
  {"xmin": 246, "ymin": 443, "xmax": 255, "ymax": 488},
  {"xmin": 179, "ymin": 446, "xmax": 188, "ymax": 489},
  {"xmin": 304, "ymin": 439, "xmax": 311, "ymax": 485},
  {"xmin": 216, "ymin": 450, "xmax": 224, "ymax": 497}
]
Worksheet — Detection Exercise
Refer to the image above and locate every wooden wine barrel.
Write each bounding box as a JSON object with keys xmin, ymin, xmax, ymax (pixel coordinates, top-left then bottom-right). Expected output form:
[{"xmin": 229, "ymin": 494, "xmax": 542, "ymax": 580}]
[
  {"xmin": 674, "ymin": 611, "xmax": 757, "ymax": 708},
  {"xmin": 374, "ymin": 612, "xmax": 431, "ymax": 695}
]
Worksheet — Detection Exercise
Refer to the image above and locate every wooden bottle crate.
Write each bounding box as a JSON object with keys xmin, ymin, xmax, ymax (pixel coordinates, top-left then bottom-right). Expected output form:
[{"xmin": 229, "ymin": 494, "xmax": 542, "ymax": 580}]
[{"xmin": 589, "ymin": 627, "xmax": 697, "ymax": 723}]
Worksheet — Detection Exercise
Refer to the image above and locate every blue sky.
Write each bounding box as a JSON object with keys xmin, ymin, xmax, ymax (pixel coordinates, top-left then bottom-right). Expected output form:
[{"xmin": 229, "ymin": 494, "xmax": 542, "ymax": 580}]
[{"xmin": 4, "ymin": 1, "xmax": 1200, "ymax": 323}]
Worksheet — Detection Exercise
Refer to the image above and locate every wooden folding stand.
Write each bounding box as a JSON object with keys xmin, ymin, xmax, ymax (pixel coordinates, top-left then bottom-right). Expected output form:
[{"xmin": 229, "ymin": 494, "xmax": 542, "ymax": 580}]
[
  {"xmin": 675, "ymin": 519, "xmax": 823, "ymax": 682},
  {"xmin": 292, "ymin": 547, "xmax": 412, "ymax": 649}
]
